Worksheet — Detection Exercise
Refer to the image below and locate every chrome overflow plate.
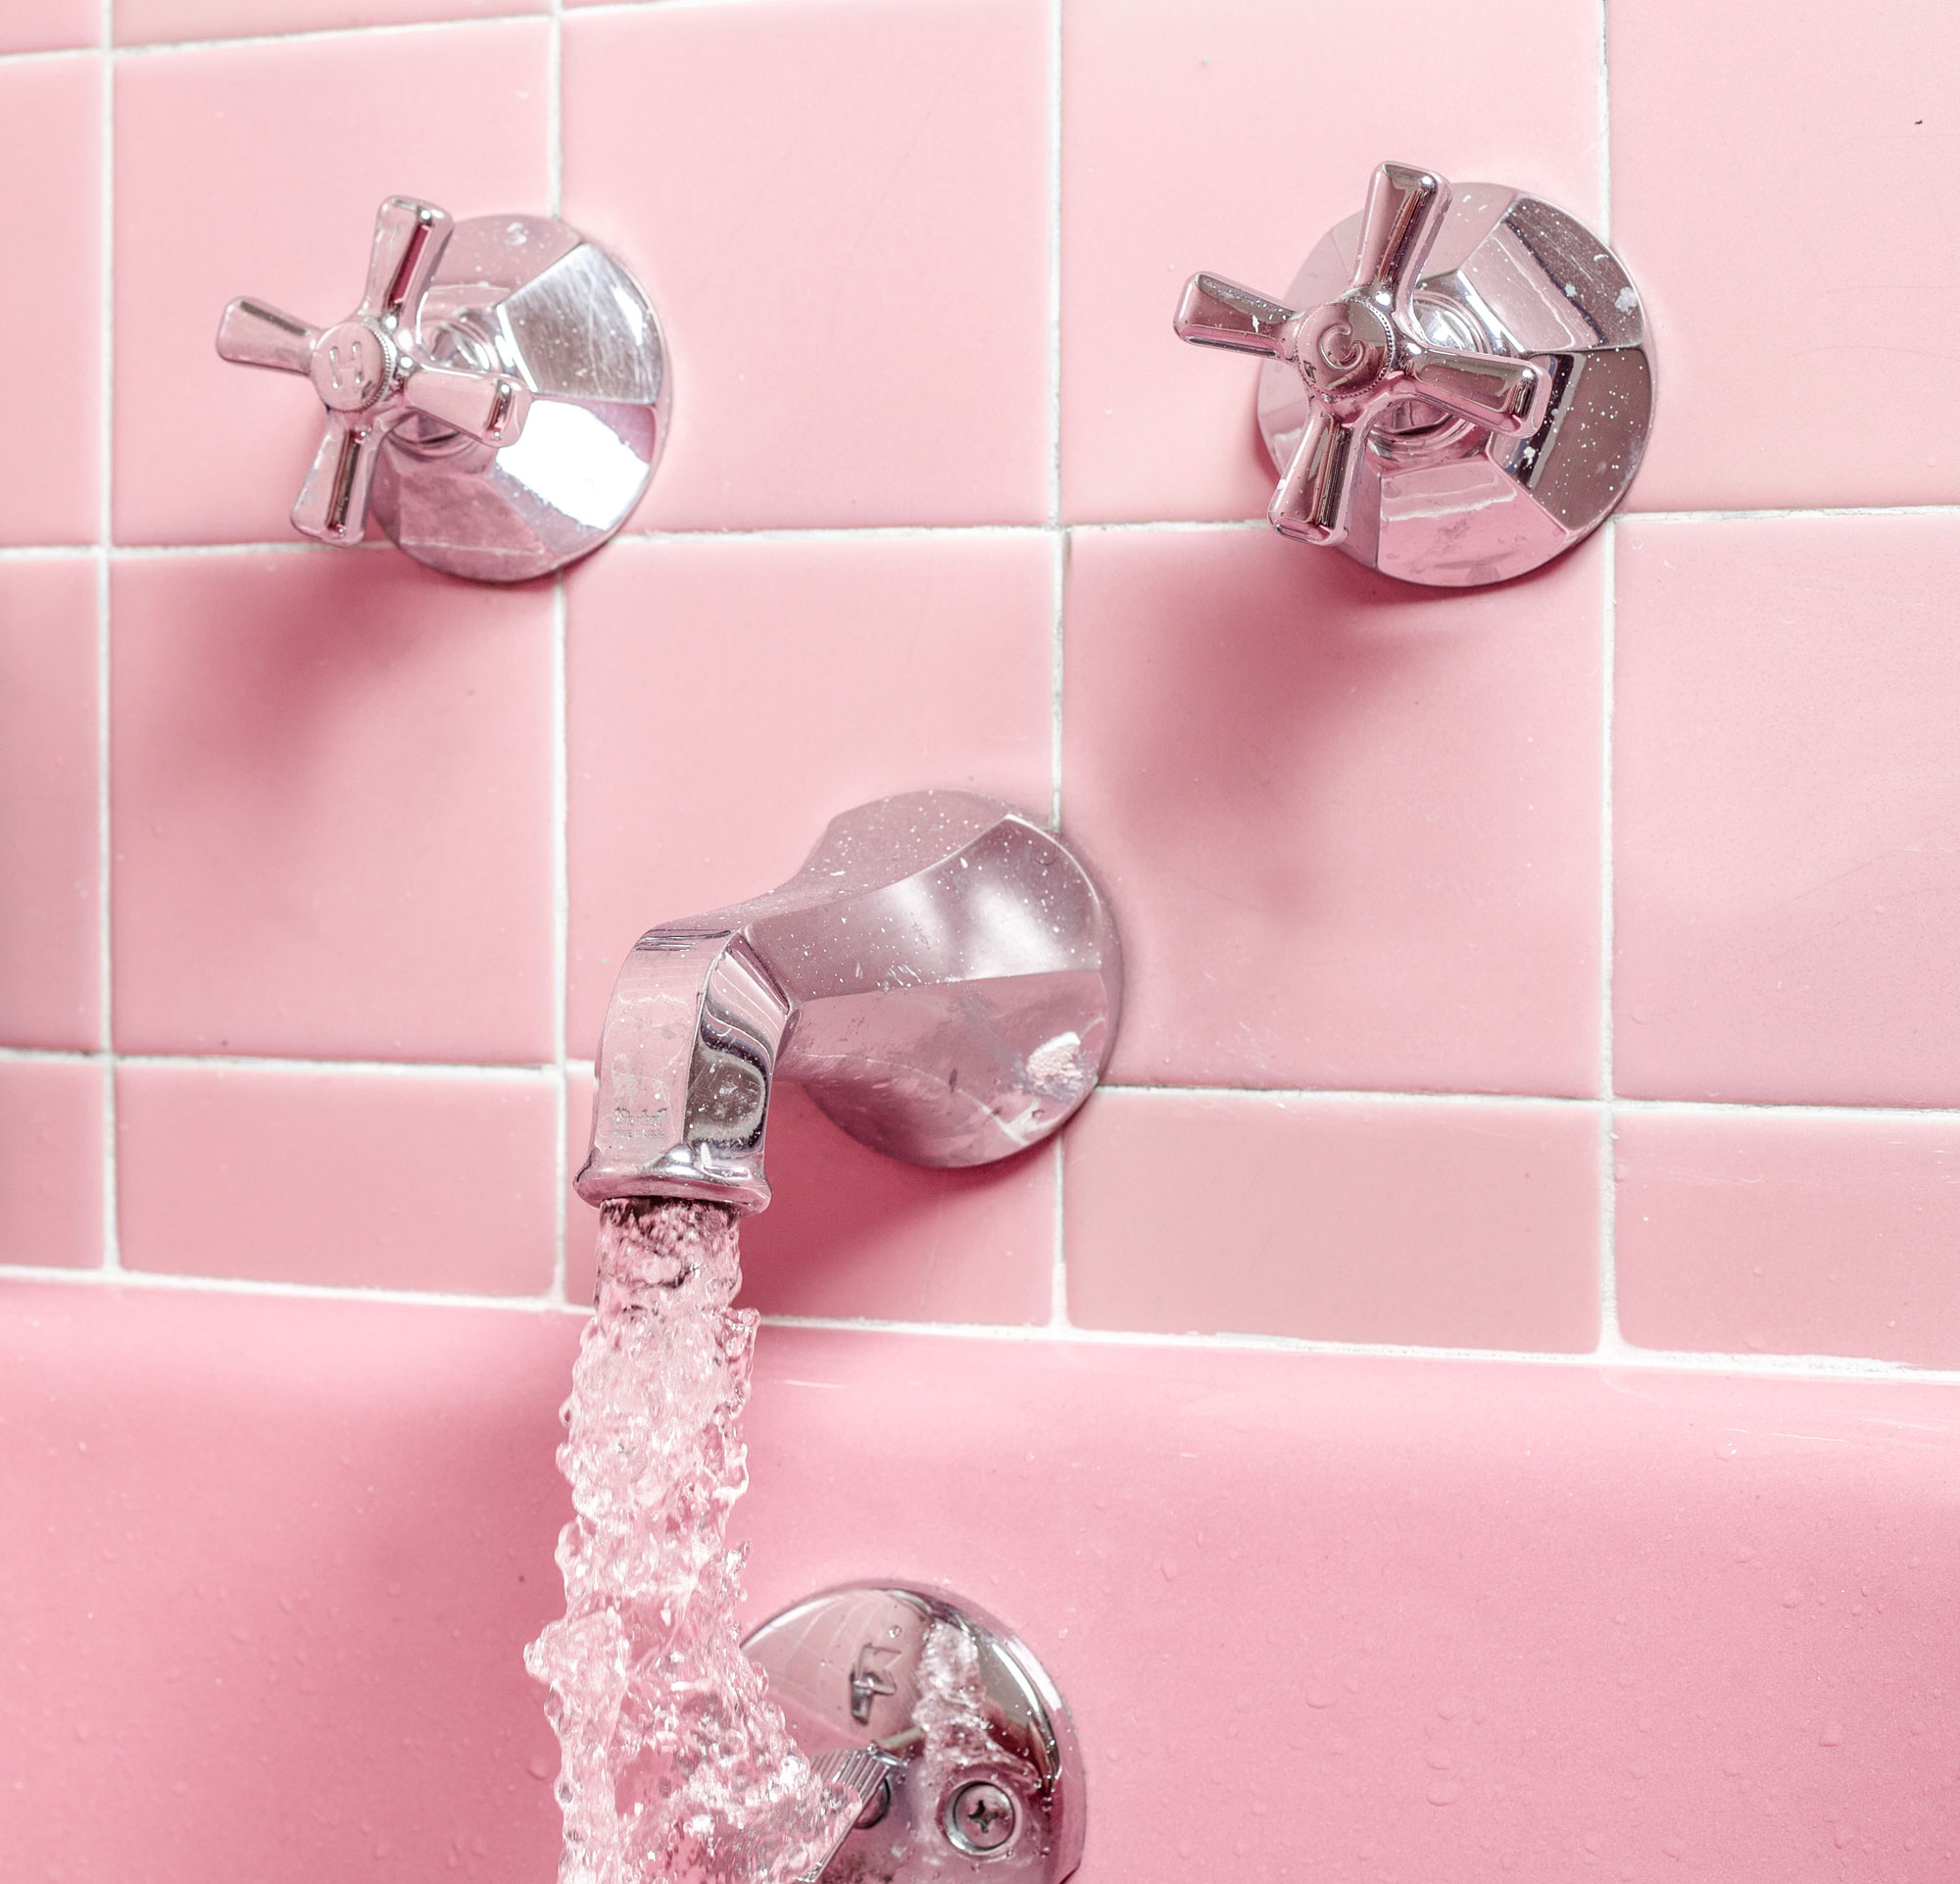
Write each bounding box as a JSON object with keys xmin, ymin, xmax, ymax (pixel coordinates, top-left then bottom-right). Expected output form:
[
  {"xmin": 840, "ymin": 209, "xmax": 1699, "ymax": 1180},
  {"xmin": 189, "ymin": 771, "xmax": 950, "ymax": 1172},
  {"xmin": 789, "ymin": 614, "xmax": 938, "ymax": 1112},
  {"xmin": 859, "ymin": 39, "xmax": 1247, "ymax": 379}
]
[
  {"xmin": 218, "ymin": 196, "xmax": 667, "ymax": 582},
  {"xmin": 743, "ymin": 1584, "xmax": 1085, "ymax": 1884},
  {"xmin": 1177, "ymin": 160, "xmax": 1653, "ymax": 586}
]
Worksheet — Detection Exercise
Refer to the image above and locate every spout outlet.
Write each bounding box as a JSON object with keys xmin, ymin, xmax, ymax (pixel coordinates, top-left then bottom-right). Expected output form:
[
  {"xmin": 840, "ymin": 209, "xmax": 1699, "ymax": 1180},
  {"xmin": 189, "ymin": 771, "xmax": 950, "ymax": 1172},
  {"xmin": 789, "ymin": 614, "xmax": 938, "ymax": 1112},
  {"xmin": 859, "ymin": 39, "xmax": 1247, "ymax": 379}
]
[{"xmin": 575, "ymin": 791, "xmax": 1122, "ymax": 1215}]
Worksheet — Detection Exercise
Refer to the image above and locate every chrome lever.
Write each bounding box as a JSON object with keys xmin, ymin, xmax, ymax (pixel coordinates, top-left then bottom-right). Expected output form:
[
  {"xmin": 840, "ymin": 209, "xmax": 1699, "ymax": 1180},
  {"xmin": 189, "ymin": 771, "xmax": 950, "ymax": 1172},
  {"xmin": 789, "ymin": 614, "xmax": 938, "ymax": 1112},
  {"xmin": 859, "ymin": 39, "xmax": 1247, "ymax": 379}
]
[
  {"xmin": 1177, "ymin": 160, "xmax": 1653, "ymax": 586},
  {"xmin": 219, "ymin": 196, "xmax": 668, "ymax": 581}
]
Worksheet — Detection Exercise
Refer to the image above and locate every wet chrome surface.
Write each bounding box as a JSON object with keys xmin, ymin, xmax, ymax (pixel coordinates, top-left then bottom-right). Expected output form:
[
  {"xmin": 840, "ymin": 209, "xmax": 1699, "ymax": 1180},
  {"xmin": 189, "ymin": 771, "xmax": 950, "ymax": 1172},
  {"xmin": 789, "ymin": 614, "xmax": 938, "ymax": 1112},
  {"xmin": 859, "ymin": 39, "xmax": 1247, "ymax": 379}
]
[
  {"xmin": 218, "ymin": 197, "xmax": 666, "ymax": 581},
  {"xmin": 1177, "ymin": 162, "xmax": 1652, "ymax": 586},
  {"xmin": 746, "ymin": 1584, "xmax": 1084, "ymax": 1884},
  {"xmin": 577, "ymin": 791, "xmax": 1123, "ymax": 1214}
]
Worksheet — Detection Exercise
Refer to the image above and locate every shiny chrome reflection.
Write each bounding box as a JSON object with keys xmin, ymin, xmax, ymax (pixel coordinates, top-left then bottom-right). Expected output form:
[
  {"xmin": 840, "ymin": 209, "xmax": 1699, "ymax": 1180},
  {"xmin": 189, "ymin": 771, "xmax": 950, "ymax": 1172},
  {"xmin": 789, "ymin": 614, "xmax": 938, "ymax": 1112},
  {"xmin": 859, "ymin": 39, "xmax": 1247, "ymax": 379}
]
[
  {"xmin": 577, "ymin": 792, "xmax": 1123, "ymax": 1214},
  {"xmin": 219, "ymin": 197, "xmax": 666, "ymax": 581},
  {"xmin": 1177, "ymin": 161, "xmax": 1653, "ymax": 586},
  {"xmin": 744, "ymin": 1584, "xmax": 1085, "ymax": 1884}
]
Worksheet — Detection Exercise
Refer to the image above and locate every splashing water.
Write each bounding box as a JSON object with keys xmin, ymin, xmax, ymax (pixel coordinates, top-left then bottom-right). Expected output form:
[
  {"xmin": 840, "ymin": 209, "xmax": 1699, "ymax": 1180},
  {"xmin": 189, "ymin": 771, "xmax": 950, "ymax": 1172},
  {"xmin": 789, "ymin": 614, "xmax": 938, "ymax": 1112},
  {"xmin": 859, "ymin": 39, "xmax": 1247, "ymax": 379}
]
[{"xmin": 525, "ymin": 1199, "xmax": 851, "ymax": 1884}]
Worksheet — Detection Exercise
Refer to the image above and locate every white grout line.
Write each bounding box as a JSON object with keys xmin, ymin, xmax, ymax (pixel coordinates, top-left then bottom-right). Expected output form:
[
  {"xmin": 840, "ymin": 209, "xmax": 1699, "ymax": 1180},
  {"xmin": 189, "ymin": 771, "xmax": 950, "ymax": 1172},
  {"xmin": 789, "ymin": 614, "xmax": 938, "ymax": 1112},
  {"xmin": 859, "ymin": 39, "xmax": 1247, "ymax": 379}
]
[
  {"xmin": 546, "ymin": 0, "xmax": 564, "ymax": 219},
  {"xmin": 1045, "ymin": 0, "xmax": 1062, "ymax": 532},
  {"xmin": 24, "ymin": 1043, "xmax": 1960, "ymax": 1127},
  {"xmin": 1594, "ymin": 521, "xmax": 1628, "ymax": 1358},
  {"xmin": 96, "ymin": 6, "xmax": 118, "ymax": 1272},
  {"xmin": 1596, "ymin": 0, "xmax": 1612, "ymax": 241},
  {"xmin": 1, "ymin": 503, "xmax": 1949, "ymax": 571},
  {"xmin": 0, "ymin": 1261, "xmax": 578, "ymax": 1314},
  {"xmin": 753, "ymin": 1312, "xmax": 1960, "ymax": 1385},
  {"xmin": 100, "ymin": 11, "xmax": 549, "ymax": 60},
  {"xmin": 1048, "ymin": 530, "xmax": 1066, "ymax": 829},
  {"xmin": 1047, "ymin": 1133, "xmax": 1068, "ymax": 1329},
  {"xmin": 7, "ymin": 1260, "xmax": 1959, "ymax": 1388},
  {"xmin": 549, "ymin": 577, "xmax": 571, "ymax": 1306}
]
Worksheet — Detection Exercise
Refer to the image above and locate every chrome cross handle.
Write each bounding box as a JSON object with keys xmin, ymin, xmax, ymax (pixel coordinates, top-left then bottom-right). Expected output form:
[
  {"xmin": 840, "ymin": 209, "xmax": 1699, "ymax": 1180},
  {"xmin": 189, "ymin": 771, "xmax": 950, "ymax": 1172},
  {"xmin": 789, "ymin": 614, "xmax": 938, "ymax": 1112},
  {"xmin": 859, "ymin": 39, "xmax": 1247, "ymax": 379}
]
[
  {"xmin": 1177, "ymin": 162, "xmax": 1546, "ymax": 549},
  {"xmin": 218, "ymin": 197, "xmax": 533, "ymax": 547}
]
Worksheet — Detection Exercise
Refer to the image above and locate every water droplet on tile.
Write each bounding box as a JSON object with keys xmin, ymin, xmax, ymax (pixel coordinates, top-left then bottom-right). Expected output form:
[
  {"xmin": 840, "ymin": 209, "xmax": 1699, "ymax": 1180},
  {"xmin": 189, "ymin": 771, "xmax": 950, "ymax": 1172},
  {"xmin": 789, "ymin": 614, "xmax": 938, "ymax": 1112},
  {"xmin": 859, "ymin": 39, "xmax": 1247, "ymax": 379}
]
[
  {"xmin": 1305, "ymin": 1685, "xmax": 1337, "ymax": 1710},
  {"xmin": 1820, "ymin": 1722, "xmax": 1843, "ymax": 1747},
  {"xmin": 1427, "ymin": 1778, "xmax": 1462, "ymax": 1806}
]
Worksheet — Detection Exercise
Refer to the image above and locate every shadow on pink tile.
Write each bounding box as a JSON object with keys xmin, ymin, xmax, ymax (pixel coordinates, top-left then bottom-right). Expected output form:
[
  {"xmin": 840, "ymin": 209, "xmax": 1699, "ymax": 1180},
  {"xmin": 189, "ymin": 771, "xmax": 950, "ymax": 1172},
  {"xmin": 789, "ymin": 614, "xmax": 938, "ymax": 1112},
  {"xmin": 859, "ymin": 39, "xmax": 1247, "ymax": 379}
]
[
  {"xmin": 1059, "ymin": 0, "xmax": 1603, "ymax": 524},
  {"xmin": 564, "ymin": 1076, "xmax": 1054, "ymax": 1321},
  {"xmin": 1062, "ymin": 525, "xmax": 1602, "ymax": 1095},
  {"xmin": 0, "ymin": 1060, "xmax": 104, "ymax": 1268},
  {"xmin": 1611, "ymin": 1, "xmax": 1960, "ymax": 510},
  {"xmin": 1064, "ymin": 1088, "xmax": 1599, "ymax": 1350},
  {"xmin": 112, "ymin": 551, "xmax": 553, "ymax": 1064},
  {"xmin": 565, "ymin": 532, "xmax": 1053, "ymax": 1056},
  {"xmin": 117, "ymin": 1061, "xmax": 556, "ymax": 1292},
  {"xmin": 563, "ymin": 0, "xmax": 1049, "ymax": 529},
  {"xmin": 0, "ymin": 560, "xmax": 99, "ymax": 1050},
  {"xmin": 0, "ymin": 57, "xmax": 100, "ymax": 543},
  {"xmin": 1617, "ymin": 1108, "xmax": 1960, "ymax": 1368},
  {"xmin": 114, "ymin": 21, "xmax": 549, "ymax": 546},
  {"xmin": 1615, "ymin": 515, "xmax": 1960, "ymax": 1106},
  {"xmin": 116, "ymin": 0, "xmax": 546, "ymax": 44}
]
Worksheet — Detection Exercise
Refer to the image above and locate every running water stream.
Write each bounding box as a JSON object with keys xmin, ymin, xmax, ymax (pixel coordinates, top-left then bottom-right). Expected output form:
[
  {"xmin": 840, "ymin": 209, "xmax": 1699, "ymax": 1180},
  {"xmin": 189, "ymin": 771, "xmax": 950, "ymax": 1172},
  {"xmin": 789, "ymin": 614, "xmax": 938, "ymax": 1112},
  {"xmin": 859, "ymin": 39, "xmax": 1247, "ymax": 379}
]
[{"xmin": 525, "ymin": 1198, "xmax": 852, "ymax": 1884}]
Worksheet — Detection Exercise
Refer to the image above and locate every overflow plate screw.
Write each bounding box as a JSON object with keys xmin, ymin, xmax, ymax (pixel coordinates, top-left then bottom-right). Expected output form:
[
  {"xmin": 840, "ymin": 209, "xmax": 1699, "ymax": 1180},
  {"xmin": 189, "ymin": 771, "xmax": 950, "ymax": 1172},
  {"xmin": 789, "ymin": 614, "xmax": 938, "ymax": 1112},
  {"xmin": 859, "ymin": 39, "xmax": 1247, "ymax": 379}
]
[{"xmin": 944, "ymin": 1780, "xmax": 1017, "ymax": 1857}]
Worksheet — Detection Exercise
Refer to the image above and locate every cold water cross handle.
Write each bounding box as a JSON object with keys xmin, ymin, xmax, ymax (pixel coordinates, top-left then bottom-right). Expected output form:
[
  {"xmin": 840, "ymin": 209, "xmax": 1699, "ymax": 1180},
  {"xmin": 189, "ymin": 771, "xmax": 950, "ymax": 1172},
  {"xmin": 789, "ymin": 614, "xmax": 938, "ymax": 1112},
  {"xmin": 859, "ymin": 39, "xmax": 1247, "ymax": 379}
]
[
  {"xmin": 217, "ymin": 198, "xmax": 532, "ymax": 546},
  {"xmin": 1176, "ymin": 162, "xmax": 1544, "ymax": 547},
  {"xmin": 576, "ymin": 791, "xmax": 1123, "ymax": 1215}
]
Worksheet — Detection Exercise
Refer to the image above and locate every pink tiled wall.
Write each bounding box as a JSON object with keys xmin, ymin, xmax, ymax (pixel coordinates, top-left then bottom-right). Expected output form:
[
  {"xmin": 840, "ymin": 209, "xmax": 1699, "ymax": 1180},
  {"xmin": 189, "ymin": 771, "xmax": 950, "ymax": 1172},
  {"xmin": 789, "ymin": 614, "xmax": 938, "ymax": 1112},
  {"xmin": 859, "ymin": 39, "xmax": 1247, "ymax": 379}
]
[{"xmin": 4, "ymin": 3, "xmax": 1958, "ymax": 1881}]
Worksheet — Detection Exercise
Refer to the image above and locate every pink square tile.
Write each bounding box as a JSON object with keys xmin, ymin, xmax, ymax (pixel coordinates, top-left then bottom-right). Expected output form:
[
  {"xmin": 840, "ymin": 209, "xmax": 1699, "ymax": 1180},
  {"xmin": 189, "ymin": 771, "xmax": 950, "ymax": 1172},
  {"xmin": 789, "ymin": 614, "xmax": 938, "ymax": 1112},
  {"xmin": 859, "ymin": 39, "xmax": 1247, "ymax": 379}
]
[
  {"xmin": 113, "ymin": 21, "xmax": 550, "ymax": 546},
  {"xmin": 1063, "ymin": 525, "xmax": 1603, "ymax": 1094},
  {"xmin": 1060, "ymin": 0, "xmax": 1604, "ymax": 524},
  {"xmin": 0, "ymin": 56, "xmax": 100, "ymax": 543},
  {"xmin": 1615, "ymin": 515, "xmax": 1960, "ymax": 1106},
  {"xmin": 564, "ymin": 1074, "xmax": 1054, "ymax": 1321},
  {"xmin": 112, "ymin": 551, "xmax": 554, "ymax": 1064},
  {"xmin": 0, "ymin": 1284, "xmax": 574, "ymax": 1883},
  {"xmin": 1617, "ymin": 1107, "xmax": 1960, "ymax": 1368},
  {"xmin": 565, "ymin": 532, "xmax": 1054, "ymax": 1054},
  {"xmin": 1064, "ymin": 1088, "xmax": 1599, "ymax": 1350},
  {"xmin": 1611, "ymin": 2, "xmax": 1960, "ymax": 510},
  {"xmin": 0, "ymin": 1060, "xmax": 105, "ymax": 1268},
  {"xmin": 0, "ymin": 560, "xmax": 100, "ymax": 1050},
  {"xmin": 562, "ymin": 0, "xmax": 1050, "ymax": 529},
  {"xmin": 0, "ymin": 4, "xmax": 99, "ymax": 51},
  {"xmin": 116, "ymin": 0, "xmax": 546, "ymax": 45},
  {"xmin": 117, "ymin": 1060, "xmax": 556, "ymax": 1291}
]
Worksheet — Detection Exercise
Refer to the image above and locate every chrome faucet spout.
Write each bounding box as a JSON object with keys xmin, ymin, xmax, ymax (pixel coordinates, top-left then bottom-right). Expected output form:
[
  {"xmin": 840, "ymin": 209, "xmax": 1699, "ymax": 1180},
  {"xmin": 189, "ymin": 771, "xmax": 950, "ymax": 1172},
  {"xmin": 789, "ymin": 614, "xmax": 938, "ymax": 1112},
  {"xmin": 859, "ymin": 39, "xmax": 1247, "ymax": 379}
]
[{"xmin": 575, "ymin": 791, "xmax": 1123, "ymax": 1215}]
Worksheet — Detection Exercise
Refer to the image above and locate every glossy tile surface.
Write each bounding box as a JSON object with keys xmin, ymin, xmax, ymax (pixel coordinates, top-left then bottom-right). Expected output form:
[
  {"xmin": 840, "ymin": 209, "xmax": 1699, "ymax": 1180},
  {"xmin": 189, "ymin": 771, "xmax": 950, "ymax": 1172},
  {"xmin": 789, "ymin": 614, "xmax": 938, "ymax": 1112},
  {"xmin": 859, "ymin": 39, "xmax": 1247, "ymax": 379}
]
[
  {"xmin": 1063, "ymin": 525, "xmax": 1603, "ymax": 1094},
  {"xmin": 1617, "ymin": 1108, "xmax": 1960, "ymax": 1369},
  {"xmin": 0, "ymin": 1062, "xmax": 104, "ymax": 1269},
  {"xmin": 7, "ymin": 1285, "xmax": 1958, "ymax": 1883},
  {"xmin": 117, "ymin": 1062, "xmax": 556, "ymax": 1292},
  {"xmin": 562, "ymin": 0, "xmax": 1050, "ymax": 530},
  {"xmin": 0, "ymin": 560, "xmax": 100, "ymax": 1050},
  {"xmin": 0, "ymin": 56, "xmax": 101, "ymax": 545},
  {"xmin": 0, "ymin": 3, "xmax": 100, "ymax": 48},
  {"xmin": 116, "ymin": 0, "xmax": 547, "ymax": 42},
  {"xmin": 1615, "ymin": 516, "xmax": 1960, "ymax": 1106},
  {"xmin": 565, "ymin": 532, "xmax": 1054, "ymax": 1055},
  {"xmin": 113, "ymin": 20, "xmax": 550, "ymax": 546},
  {"xmin": 1066, "ymin": 1089, "xmax": 1599, "ymax": 1350},
  {"xmin": 1059, "ymin": 0, "xmax": 1604, "ymax": 524},
  {"xmin": 1611, "ymin": 0, "xmax": 1960, "ymax": 510},
  {"xmin": 112, "ymin": 553, "xmax": 554, "ymax": 1065},
  {"xmin": 564, "ymin": 1076, "xmax": 1055, "ymax": 1322}
]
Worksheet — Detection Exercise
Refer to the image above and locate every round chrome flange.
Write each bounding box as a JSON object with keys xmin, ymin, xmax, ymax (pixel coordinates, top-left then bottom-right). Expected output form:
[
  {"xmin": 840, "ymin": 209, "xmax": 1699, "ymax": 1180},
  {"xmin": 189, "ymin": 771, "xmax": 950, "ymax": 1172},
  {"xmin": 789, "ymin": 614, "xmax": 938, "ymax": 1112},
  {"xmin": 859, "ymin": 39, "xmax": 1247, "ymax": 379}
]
[
  {"xmin": 371, "ymin": 214, "xmax": 667, "ymax": 582},
  {"xmin": 743, "ymin": 1584, "xmax": 1084, "ymax": 1884},
  {"xmin": 1256, "ymin": 185, "xmax": 1652, "ymax": 586}
]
